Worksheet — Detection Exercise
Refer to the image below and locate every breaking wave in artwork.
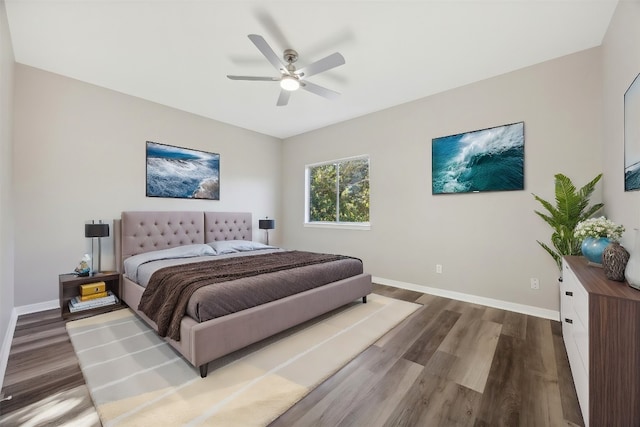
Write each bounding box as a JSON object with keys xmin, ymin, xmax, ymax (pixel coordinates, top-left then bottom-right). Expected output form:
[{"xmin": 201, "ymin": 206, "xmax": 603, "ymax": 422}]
[
  {"xmin": 432, "ymin": 122, "xmax": 524, "ymax": 194},
  {"xmin": 625, "ymin": 162, "xmax": 640, "ymax": 191},
  {"xmin": 146, "ymin": 142, "xmax": 220, "ymax": 199}
]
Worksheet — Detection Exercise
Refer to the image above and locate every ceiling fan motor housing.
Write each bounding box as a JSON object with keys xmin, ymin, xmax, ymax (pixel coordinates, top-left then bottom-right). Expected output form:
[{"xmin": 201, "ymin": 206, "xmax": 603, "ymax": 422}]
[{"xmin": 283, "ymin": 49, "xmax": 298, "ymax": 64}]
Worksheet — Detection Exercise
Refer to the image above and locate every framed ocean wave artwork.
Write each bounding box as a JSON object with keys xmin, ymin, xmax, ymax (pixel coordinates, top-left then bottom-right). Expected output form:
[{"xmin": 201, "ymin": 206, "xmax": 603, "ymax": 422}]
[
  {"xmin": 146, "ymin": 141, "xmax": 220, "ymax": 200},
  {"xmin": 432, "ymin": 121, "xmax": 525, "ymax": 195},
  {"xmin": 624, "ymin": 73, "xmax": 640, "ymax": 192}
]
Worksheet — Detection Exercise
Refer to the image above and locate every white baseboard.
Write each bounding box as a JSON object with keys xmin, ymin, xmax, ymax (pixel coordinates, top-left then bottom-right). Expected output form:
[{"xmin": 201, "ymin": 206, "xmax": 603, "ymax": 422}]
[
  {"xmin": 373, "ymin": 276, "xmax": 560, "ymax": 321},
  {"xmin": 0, "ymin": 299, "xmax": 59, "ymax": 391},
  {"xmin": 15, "ymin": 299, "xmax": 59, "ymax": 316},
  {"xmin": 0, "ymin": 308, "xmax": 17, "ymax": 392}
]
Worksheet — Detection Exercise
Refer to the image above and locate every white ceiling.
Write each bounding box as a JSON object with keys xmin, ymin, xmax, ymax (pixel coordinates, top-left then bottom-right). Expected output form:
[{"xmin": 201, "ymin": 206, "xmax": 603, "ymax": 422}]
[{"xmin": 5, "ymin": 0, "xmax": 618, "ymax": 139}]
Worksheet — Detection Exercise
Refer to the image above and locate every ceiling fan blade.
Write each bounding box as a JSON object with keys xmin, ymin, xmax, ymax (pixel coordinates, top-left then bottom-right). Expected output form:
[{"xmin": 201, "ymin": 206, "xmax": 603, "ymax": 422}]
[
  {"xmin": 300, "ymin": 81, "xmax": 340, "ymax": 100},
  {"xmin": 227, "ymin": 75, "xmax": 279, "ymax": 81},
  {"xmin": 295, "ymin": 52, "xmax": 345, "ymax": 79},
  {"xmin": 248, "ymin": 34, "xmax": 286, "ymax": 72},
  {"xmin": 276, "ymin": 90, "xmax": 291, "ymax": 106}
]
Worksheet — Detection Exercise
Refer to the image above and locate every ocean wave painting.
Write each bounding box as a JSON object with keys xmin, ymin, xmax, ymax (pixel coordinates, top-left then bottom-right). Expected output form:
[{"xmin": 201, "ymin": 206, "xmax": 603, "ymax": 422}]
[
  {"xmin": 432, "ymin": 122, "xmax": 524, "ymax": 194},
  {"xmin": 624, "ymin": 73, "xmax": 640, "ymax": 191},
  {"xmin": 146, "ymin": 141, "xmax": 220, "ymax": 200}
]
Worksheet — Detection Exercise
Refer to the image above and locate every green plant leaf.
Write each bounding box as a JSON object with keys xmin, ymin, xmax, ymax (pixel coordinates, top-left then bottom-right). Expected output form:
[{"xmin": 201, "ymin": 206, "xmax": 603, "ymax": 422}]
[{"xmin": 532, "ymin": 173, "xmax": 603, "ymax": 272}]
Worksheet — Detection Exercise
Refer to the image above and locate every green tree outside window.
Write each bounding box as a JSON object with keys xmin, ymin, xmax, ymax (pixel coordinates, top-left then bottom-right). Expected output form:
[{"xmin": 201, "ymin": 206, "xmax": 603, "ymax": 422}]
[{"xmin": 308, "ymin": 157, "xmax": 369, "ymax": 223}]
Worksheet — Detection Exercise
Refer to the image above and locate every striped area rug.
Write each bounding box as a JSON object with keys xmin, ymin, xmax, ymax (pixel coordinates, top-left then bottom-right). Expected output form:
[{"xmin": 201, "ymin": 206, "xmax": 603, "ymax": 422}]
[{"xmin": 66, "ymin": 294, "xmax": 420, "ymax": 426}]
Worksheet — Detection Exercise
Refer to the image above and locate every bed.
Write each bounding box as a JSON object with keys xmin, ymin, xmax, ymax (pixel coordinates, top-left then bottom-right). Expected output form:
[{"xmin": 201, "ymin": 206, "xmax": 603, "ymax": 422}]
[{"xmin": 117, "ymin": 211, "xmax": 372, "ymax": 377}]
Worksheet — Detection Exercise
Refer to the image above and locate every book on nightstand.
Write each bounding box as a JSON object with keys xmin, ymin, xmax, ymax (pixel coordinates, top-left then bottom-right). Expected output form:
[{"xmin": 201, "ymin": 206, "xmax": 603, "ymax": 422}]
[
  {"xmin": 79, "ymin": 291, "xmax": 108, "ymax": 302},
  {"xmin": 69, "ymin": 291, "xmax": 119, "ymax": 312}
]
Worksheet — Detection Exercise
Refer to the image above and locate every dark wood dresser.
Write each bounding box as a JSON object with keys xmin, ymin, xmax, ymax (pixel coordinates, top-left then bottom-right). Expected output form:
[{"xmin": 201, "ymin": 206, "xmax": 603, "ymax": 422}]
[{"xmin": 562, "ymin": 255, "xmax": 640, "ymax": 427}]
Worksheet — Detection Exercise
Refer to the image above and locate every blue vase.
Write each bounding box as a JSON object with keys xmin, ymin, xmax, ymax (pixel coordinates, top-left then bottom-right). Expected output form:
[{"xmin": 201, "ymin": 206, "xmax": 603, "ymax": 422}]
[{"xmin": 581, "ymin": 237, "xmax": 611, "ymax": 264}]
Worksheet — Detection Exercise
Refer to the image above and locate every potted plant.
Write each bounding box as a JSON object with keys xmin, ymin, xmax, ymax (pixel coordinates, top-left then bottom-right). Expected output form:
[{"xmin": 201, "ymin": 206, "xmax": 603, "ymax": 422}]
[{"xmin": 532, "ymin": 173, "xmax": 603, "ymax": 273}]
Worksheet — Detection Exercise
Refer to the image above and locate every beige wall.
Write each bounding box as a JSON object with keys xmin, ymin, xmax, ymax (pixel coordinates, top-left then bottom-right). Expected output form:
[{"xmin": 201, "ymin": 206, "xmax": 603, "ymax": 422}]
[
  {"xmin": 0, "ymin": 0, "xmax": 15, "ymax": 357},
  {"xmin": 12, "ymin": 65, "xmax": 282, "ymax": 306},
  {"xmin": 282, "ymin": 47, "xmax": 604, "ymax": 313},
  {"xmin": 602, "ymin": 1, "xmax": 640, "ymax": 249}
]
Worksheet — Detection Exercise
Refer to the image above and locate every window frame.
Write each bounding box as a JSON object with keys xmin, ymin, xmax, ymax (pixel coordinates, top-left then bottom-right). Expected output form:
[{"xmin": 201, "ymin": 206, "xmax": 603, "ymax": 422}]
[{"xmin": 304, "ymin": 154, "xmax": 371, "ymax": 230}]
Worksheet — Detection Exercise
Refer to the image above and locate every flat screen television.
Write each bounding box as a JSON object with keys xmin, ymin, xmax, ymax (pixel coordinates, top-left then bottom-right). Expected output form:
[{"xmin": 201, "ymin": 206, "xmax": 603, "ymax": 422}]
[
  {"xmin": 432, "ymin": 121, "xmax": 524, "ymax": 195},
  {"xmin": 146, "ymin": 141, "xmax": 220, "ymax": 200}
]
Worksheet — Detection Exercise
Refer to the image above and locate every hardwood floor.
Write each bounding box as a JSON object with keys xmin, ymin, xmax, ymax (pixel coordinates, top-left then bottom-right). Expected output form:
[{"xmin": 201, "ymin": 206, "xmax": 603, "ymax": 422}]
[
  {"xmin": 0, "ymin": 308, "xmax": 100, "ymax": 426},
  {"xmin": 0, "ymin": 284, "xmax": 583, "ymax": 426}
]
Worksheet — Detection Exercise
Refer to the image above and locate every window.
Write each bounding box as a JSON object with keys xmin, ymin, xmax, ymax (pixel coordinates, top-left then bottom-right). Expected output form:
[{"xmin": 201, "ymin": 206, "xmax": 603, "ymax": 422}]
[{"xmin": 305, "ymin": 156, "xmax": 370, "ymax": 227}]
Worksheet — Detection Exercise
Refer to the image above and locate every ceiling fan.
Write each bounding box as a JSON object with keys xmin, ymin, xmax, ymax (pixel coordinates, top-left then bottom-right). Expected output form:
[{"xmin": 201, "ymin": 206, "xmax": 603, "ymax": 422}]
[{"xmin": 227, "ymin": 34, "xmax": 345, "ymax": 106}]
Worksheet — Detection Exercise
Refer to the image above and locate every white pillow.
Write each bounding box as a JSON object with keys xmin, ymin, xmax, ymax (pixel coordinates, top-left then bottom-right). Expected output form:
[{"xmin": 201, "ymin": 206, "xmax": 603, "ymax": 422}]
[
  {"xmin": 124, "ymin": 244, "xmax": 215, "ymax": 282},
  {"xmin": 207, "ymin": 240, "xmax": 274, "ymax": 254}
]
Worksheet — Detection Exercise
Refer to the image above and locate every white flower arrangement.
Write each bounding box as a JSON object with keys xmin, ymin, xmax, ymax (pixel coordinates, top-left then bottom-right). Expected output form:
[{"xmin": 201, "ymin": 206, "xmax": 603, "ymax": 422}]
[{"xmin": 574, "ymin": 216, "xmax": 625, "ymax": 242}]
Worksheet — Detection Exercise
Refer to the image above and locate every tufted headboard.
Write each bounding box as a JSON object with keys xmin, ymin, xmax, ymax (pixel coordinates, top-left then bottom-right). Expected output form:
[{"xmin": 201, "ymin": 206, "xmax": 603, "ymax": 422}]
[
  {"xmin": 120, "ymin": 211, "xmax": 253, "ymax": 262},
  {"xmin": 203, "ymin": 212, "xmax": 252, "ymax": 243}
]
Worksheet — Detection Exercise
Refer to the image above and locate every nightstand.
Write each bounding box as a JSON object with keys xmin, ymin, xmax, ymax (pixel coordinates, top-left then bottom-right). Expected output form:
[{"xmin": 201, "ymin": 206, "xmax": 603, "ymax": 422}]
[{"xmin": 59, "ymin": 272, "xmax": 123, "ymax": 320}]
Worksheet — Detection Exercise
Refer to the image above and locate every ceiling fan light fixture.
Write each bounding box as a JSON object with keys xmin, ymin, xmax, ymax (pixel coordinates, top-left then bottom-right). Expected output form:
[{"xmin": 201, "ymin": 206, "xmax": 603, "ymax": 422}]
[{"xmin": 280, "ymin": 75, "xmax": 300, "ymax": 91}]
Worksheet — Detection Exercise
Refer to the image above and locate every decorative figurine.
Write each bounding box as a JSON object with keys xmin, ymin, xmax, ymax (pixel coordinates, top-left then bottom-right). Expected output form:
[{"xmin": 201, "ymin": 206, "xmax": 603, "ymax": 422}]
[{"xmin": 74, "ymin": 254, "xmax": 91, "ymax": 277}]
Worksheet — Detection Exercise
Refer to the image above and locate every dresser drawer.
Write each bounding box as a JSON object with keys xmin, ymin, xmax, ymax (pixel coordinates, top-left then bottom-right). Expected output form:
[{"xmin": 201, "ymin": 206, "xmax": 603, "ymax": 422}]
[
  {"xmin": 560, "ymin": 276, "xmax": 574, "ymax": 321},
  {"xmin": 572, "ymin": 310, "xmax": 589, "ymax": 377},
  {"xmin": 573, "ymin": 280, "xmax": 589, "ymax": 331},
  {"xmin": 572, "ymin": 274, "xmax": 589, "ymax": 374},
  {"xmin": 569, "ymin": 343, "xmax": 590, "ymax": 427}
]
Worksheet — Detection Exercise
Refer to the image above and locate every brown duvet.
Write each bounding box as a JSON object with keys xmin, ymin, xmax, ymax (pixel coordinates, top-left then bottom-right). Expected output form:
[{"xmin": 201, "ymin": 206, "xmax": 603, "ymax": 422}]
[{"xmin": 138, "ymin": 251, "xmax": 363, "ymax": 340}]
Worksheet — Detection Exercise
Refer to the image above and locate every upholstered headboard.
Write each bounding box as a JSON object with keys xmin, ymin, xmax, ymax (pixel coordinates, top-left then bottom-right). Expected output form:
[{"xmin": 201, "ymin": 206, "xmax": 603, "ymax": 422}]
[
  {"xmin": 203, "ymin": 212, "xmax": 252, "ymax": 243},
  {"xmin": 120, "ymin": 211, "xmax": 253, "ymax": 262}
]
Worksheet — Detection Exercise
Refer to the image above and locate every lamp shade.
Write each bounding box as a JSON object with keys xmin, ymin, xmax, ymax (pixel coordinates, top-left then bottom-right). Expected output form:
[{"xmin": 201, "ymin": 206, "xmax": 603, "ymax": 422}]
[
  {"xmin": 259, "ymin": 219, "xmax": 275, "ymax": 230},
  {"xmin": 85, "ymin": 223, "xmax": 109, "ymax": 238}
]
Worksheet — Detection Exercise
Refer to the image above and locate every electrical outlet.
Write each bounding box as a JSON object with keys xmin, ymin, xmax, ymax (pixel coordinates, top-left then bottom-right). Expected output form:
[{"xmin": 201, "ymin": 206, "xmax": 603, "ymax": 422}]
[
  {"xmin": 436, "ymin": 264, "xmax": 443, "ymax": 274},
  {"xmin": 530, "ymin": 278, "xmax": 540, "ymax": 290}
]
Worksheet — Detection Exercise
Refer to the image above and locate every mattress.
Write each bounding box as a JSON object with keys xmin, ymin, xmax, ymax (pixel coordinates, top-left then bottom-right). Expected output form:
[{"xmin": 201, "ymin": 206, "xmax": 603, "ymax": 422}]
[{"xmin": 125, "ymin": 246, "xmax": 363, "ymax": 332}]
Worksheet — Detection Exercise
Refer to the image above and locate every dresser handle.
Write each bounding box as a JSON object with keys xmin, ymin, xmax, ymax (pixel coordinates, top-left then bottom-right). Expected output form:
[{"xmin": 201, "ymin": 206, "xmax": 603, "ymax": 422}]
[
  {"xmin": 565, "ymin": 291, "xmax": 573, "ymax": 296},
  {"xmin": 565, "ymin": 318, "xmax": 573, "ymax": 324}
]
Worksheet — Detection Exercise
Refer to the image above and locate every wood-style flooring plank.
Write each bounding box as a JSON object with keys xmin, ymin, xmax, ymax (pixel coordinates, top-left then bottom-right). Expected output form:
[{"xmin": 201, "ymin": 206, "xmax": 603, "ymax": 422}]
[
  {"xmin": 551, "ymin": 322, "xmax": 584, "ymax": 426},
  {"xmin": 334, "ymin": 357, "xmax": 424, "ymax": 427},
  {"xmin": 520, "ymin": 316, "xmax": 567, "ymax": 427},
  {"xmin": 501, "ymin": 310, "xmax": 528, "ymax": 339},
  {"xmin": 482, "ymin": 306, "xmax": 507, "ymax": 324},
  {"xmin": 372, "ymin": 284, "xmax": 423, "ymax": 302},
  {"xmin": 269, "ymin": 345, "xmax": 386, "ymax": 426},
  {"xmin": 403, "ymin": 309, "xmax": 460, "ymax": 366},
  {"xmin": 383, "ymin": 369, "xmax": 481, "ymax": 427},
  {"xmin": 282, "ymin": 345, "xmax": 418, "ymax": 427},
  {"xmin": 524, "ymin": 315, "xmax": 558, "ymax": 378},
  {"xmin": 0, "ymin": 308, "xmax": 96, "ymax": 422},
  {"xmin": 372, "ymin": 304, "xmax": 436, "ymax": 352},
  {"xmin": 3, "ymin": 339, "xmax": 81, "ymax": 387},
  {"xmin": 1, "ymin": 367, "xmax": 86, "ymax": 415},
  {"xmin": 437, "ymin": 311, "xmax": 502, "ymax": 393},
  {"xmin": 520, "ymin": 370, "xmax": 565, "ymax": 427},
  {"xmin": 474, "ymin": 334, "xmax": 524, "ymax": 426}
]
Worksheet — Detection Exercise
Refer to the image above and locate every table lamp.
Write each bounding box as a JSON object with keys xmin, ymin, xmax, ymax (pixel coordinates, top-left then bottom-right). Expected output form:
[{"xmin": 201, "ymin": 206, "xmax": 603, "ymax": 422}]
[
  {"xmin": 85, "ymin": 222, "xmax": 109, "ymax": 275},
  {"xmin": 259, "ymin": 218, "xmax": 275, "ymax": 245}
]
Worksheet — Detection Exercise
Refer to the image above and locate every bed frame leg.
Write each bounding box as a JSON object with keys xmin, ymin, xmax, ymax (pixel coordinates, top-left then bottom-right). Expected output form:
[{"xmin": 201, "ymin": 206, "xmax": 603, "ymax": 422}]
[
  {"xmin": 362, "ymin": 296, "xmax": 367, "ymax": 304},
  {"xmin": 199, "ymin": 364, "xmax": 208, "ymax": 378}
]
